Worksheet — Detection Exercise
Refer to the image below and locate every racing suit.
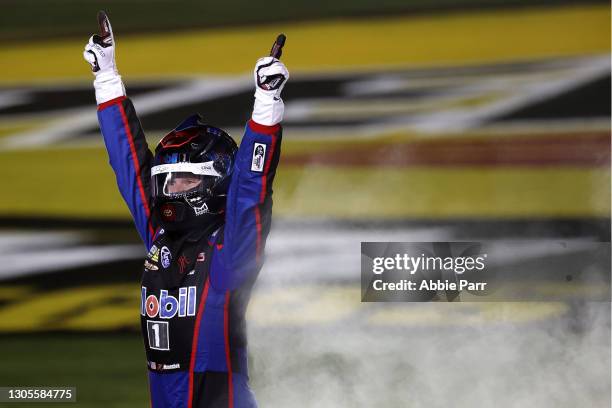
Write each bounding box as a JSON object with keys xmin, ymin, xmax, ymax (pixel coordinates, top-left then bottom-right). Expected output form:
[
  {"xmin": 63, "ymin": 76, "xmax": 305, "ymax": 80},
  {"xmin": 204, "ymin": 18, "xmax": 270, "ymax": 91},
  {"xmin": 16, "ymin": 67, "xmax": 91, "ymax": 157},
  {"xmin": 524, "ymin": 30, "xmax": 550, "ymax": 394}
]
[{"xmin": 97, "ymin": 95, "xmax": 281, "ymax": 407}]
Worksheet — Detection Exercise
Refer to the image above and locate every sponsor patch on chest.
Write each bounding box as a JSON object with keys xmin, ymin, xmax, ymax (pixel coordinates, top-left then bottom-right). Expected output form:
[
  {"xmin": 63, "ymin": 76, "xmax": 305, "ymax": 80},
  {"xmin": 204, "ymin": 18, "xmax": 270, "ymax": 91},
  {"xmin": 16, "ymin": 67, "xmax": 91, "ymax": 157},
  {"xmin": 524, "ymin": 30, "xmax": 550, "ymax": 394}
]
[
  {"xmin": 141, "ymin": 286, "xmax": 197, "ymax": 319},
  {"xmin": 160, "ymin": 246, "xmax": 172, "ymax": 269},
  {"xmin": 147, "ymin": 245, "xmax": 160, "ymax": 262}
]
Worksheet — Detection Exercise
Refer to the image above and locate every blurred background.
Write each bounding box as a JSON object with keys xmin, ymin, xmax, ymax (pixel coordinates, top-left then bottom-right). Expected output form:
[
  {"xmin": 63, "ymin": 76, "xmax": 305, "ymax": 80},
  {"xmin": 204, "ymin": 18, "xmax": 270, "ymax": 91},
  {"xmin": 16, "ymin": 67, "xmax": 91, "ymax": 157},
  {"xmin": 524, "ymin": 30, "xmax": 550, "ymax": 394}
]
[{"xmin": 0, "ymin": 0, "xmax": 610, "ymax": 407}]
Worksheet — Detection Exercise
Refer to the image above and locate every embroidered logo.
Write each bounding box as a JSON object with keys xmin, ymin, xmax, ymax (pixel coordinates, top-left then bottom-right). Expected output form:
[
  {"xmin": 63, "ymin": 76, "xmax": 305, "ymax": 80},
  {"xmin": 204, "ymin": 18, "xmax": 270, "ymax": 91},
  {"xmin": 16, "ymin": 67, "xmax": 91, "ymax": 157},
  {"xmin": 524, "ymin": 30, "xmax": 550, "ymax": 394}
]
[
  {"xmin": 160, "ymin": 246, "xmax": 172, "ymax": 269},
  {"xmin": 177, "ymin": 255, "xmax": 190, "ymax": 274},
  {"xmin": 147, "ymin": 245, "xmax": 160, "ymax": 263}
]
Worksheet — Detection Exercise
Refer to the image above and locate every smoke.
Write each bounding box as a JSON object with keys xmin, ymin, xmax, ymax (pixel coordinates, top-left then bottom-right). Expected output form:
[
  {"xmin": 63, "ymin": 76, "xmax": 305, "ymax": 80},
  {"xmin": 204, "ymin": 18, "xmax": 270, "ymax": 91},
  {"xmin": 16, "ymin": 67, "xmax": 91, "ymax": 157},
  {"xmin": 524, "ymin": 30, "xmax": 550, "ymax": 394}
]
[
  {"xmin": 247, "ymin": 300, "xmax": 610, "ymax": 407},
  {"xmin": 244, "ymin": 221, "xmax": 611, "ymax": 407}
]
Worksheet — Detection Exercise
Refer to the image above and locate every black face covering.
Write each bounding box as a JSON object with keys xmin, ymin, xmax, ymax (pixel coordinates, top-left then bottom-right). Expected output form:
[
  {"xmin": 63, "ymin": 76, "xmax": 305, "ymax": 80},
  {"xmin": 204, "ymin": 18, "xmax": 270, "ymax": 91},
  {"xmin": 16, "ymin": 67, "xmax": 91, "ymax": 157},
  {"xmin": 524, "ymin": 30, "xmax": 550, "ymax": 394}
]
[{"xmin": 155, "ymin": 200, "xmax": 222, "ymax": 233}]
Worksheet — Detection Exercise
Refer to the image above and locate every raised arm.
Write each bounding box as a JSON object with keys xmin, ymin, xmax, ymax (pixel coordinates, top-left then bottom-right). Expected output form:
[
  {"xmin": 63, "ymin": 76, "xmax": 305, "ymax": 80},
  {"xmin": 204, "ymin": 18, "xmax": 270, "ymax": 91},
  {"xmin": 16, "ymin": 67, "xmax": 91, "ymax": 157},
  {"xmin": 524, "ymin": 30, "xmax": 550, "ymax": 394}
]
[
  {"xmin": 211, "ymin": 47, "xmax": 289, "ymax": 291},
  {"xmin": 84, "ymin": 12, "xmax": 156, "ymax": 249}
]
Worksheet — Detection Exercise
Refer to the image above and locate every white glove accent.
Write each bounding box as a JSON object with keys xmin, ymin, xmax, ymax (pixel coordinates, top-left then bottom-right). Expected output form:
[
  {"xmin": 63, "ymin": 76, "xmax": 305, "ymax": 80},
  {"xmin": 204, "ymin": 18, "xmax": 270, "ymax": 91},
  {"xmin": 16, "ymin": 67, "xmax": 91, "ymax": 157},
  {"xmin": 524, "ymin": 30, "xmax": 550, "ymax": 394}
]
[
  {"xmin": 91, "ymin": 70, "xmax": 125, "ymax": 105},
  {"xmin": 252, "ymin": 57, "xmax": 289, "ymax": 126},
  {"xmin": 83, "ymin": 18, "xmax": 125, "ymax": 105}
]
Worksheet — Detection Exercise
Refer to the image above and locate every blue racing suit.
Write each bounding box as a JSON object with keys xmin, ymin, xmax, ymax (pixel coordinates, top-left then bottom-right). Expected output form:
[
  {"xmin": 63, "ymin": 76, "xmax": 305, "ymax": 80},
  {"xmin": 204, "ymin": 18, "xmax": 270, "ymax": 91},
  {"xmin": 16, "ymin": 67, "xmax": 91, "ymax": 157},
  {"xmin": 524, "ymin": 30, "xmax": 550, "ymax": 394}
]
[{"xmin": 97, "ymin": 95, "xmax": 281, "ymax": 408}]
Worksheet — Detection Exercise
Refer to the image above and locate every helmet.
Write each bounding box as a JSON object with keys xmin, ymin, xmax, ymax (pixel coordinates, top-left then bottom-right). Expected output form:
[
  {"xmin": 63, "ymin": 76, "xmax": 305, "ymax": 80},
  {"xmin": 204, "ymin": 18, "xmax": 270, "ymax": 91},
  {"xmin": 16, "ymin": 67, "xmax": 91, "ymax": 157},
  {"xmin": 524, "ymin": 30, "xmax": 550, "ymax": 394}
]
[{"xmin": 151, "ymin": 114, "xmax": 237, "ymax": 231}]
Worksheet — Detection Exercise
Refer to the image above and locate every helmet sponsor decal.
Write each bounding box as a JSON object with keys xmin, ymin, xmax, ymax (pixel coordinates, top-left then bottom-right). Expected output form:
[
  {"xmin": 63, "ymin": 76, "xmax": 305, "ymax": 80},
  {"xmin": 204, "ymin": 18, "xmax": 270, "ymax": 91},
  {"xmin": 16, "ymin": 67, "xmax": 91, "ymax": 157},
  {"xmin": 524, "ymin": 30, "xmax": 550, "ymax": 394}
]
[
  {"xmin": 251, "ymin": 142, "xmax": 266, "ymax": 172},
  {"xmin": 151, "ymin": 162, "xmax": 221, "ymax": 177},
  {"xmin": 161, "ymin": 246, "xmax": 172, "ymax": 268}
]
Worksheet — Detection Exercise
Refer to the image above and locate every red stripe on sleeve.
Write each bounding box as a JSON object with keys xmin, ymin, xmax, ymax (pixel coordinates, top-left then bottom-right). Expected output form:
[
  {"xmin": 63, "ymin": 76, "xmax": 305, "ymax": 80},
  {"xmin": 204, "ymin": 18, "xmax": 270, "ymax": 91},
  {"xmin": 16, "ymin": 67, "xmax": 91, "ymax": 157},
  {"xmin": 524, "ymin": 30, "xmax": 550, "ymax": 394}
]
[
  {"xmin": 254, "ymin": 131, "xmax": 278, "ymax": 262},
  {"xmin": 248, "ymin": 119, "xmax": 280, "ymax": 135},
  {"xmin": 97, "ymin": 96, "xmax": 127, "ymax": 111},
  {"xmin": 259, "ymin": 134, "xmax": 278, "ymax": 203},
  {"xmin": 118, "ymin": 102, "xmax": 155, "ymax": 238}
]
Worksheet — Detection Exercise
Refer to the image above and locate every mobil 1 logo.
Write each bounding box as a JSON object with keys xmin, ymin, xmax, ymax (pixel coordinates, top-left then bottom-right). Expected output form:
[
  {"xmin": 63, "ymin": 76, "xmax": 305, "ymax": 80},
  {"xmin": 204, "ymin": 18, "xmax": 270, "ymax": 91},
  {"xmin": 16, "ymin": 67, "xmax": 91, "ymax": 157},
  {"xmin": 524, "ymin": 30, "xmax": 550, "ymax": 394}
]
[
  {"xmin": 147, "ymin": 320, "xmax": 170, "ymax": 350},
  {"xmin": 141, "ymin": 286, "xmax": 197, "ymax": 351}
]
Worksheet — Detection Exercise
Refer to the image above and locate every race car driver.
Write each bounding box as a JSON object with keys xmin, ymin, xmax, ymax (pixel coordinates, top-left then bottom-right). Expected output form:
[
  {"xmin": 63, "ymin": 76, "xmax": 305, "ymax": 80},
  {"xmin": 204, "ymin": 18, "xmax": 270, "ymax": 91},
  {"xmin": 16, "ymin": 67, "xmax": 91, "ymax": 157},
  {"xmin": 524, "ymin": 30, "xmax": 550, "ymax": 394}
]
[{"xmin": 83, "ymin": 12, "xmax": 288, "ymax": 408}]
